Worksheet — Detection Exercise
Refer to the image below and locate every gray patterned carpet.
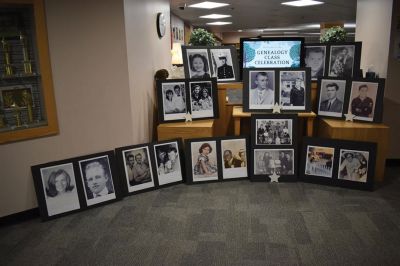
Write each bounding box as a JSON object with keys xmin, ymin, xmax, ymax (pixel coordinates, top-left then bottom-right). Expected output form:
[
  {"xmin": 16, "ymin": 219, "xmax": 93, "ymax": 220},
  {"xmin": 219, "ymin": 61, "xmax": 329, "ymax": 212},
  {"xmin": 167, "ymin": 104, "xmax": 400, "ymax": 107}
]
[{"xmin": 1, "ymin": 166, "xmax": 400, "ymax": 266}]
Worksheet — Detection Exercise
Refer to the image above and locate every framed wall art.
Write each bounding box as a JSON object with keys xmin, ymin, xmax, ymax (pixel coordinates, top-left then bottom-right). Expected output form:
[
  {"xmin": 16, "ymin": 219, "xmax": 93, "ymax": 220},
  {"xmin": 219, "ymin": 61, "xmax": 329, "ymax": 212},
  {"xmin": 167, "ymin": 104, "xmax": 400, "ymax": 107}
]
[
  {"xmin": 304, "ymin": 44, "xmax": 328, "ymax": 81},
  {"xmin": 0, "ymin": 0, "xmax": 59, "ymax": 144}
]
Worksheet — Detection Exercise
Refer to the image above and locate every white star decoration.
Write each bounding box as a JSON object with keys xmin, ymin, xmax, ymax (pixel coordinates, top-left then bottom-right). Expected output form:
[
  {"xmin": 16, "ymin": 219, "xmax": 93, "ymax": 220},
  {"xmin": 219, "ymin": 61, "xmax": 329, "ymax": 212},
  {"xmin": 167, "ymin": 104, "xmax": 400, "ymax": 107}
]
[
  {"xmin": 184, "ymin": 112, "xmax": 192, "ymax": 122},
  {"xmin": 272, "ymin": 103, "xmax": 282, "ymax": 114},
  {"xmin": 344, "ymin": 113, "xmax": 355, "ymax": 122},
  {"xmin": 269, "ymin": 171, "xmax": 280, "ymax": 182}
]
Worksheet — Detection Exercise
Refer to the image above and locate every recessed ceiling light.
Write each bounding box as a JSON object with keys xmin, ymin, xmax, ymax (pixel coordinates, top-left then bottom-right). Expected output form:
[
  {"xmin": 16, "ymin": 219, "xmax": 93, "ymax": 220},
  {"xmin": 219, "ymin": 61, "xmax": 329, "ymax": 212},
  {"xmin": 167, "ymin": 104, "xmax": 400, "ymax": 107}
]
[
  {"xmin": 189, "ymin": 1, "xmax": 229, "ymax": 9},
  {"xmin": 199, "ymin": 14, "xmax": 232, "ymax": 19},
  {"xmin": 344, "ymin": 23, "xmax": 356, "ymax": 28},
  {"xmin": 238, "ymin": 29, "xmax": 243, "ymax": 32},
  {"xmin": 305, "ymin": 24, "xmax": 320, "ymax": 28},
  {"xmin": 281, "ymin": 0, "xmax": 324, "ymax": 7},
  {"xmin": 206, "ymin": 21, "xmax": 232, "ymax": 25}
]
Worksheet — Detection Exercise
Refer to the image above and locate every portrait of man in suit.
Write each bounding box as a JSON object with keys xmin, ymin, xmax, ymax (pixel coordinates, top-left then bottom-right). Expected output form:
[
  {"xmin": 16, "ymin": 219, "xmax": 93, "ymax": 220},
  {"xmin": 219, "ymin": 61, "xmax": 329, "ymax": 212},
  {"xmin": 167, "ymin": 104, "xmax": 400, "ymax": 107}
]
[
  {"xmin": 319, "ymin": 82, "xmax": 344, "ymax": 114},
  {"xmin": 249, "ymin": 71, "xmax": 275, "ymax": 109}
]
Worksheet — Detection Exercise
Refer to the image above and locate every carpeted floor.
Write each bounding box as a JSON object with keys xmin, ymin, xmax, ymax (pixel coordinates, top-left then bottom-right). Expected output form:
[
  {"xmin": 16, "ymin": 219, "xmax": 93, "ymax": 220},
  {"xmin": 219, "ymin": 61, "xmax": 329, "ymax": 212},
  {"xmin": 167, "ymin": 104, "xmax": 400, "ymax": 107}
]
[{"xmin": 1, "ymin": 166, "xmax": 400, "ymax": 265}]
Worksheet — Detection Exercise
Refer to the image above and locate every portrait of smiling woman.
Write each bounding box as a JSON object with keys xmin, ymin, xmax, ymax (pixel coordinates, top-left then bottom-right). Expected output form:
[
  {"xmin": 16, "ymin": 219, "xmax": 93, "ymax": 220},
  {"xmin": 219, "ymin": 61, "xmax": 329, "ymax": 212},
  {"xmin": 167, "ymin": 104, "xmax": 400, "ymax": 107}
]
[{"xmin": 39, "ymin": 163, "xmax": 81, "ymax": 217}]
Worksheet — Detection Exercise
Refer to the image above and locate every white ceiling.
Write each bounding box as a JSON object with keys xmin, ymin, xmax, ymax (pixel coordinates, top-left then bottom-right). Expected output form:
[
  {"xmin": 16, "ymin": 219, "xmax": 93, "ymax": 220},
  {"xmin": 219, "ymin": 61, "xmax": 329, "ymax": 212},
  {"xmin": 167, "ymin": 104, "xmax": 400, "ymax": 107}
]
[{"xmin": 170, "ymin": 0, "xmax": 357, "ymax": 34}]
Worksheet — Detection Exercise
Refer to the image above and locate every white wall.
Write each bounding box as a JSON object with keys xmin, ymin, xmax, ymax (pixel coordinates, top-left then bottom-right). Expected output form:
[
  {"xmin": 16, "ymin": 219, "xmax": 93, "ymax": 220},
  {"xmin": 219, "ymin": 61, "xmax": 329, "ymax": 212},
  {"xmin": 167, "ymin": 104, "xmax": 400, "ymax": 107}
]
[
  {"xmin": 355, "ymin": 0, "xmax": 393, "ymax": 78},
  {"xmin": 0, "ymin": 0, "xmax": 171, "ymax": 217},
  {"xmin": 124, "ymin": 0, "xmax": 171, "ymax": 144}
]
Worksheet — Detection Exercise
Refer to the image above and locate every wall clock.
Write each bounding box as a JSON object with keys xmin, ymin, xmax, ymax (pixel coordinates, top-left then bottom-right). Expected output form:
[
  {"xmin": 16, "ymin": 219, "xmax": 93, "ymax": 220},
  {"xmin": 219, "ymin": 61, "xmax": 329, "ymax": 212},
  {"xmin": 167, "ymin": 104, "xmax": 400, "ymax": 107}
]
[{"xmin": 157, "ymin": 12, "xmax": 166, "ymax": 38}]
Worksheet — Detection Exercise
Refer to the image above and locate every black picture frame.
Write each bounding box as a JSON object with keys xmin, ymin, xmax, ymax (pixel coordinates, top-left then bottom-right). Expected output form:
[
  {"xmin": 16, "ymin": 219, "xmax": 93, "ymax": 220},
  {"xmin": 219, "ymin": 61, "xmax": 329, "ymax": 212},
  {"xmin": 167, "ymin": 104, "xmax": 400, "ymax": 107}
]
[
  {"xmin": 327, "ymin": 42, "xmax": 362, "ymax": 79},
  {"xmin": 250, "ymin": 147, "xmax": 297, "ymax": 182},
  {"xmin": 185, "ymin": 136, "xmax": 249, "ymax": 184},
  {"xmin": 156, "ymin": 78, "xmax": 219, "ymax": 123},
  {"xmin": 115, "ymin": 143, "xmax": 157, "ymax": 196},
  {"xmin": 208, "ymin": 46, "xmax": 240, "ymax": 83},
  {"xmin": 300, "ymin": 137, "xmax": 376, "ymax": 191},
  {"xmin": 181, "ymin": 46, "xmax": 212, "ymax": 79},
  {"xmin": 182, "ymin": 46, "xmax": 240, "ymax": 83},
  {"xmin": 243, "ymin": 67, "xmax": 311, "ymax": 113},
  {"xmin": 317, "ymin": 77, "xmax": 385, "ymax": 123},
  {"xmin": 317, "ymin": 77, "xmax": 349, "ymax": 119},
  {"xmin": 152, "ymin": 138, "xmax": 185, "ymax": 187},
  {"xmin": 239, "ymin": 37, "xmax": 305, "ymax": 80},
  {"xmin": 31, "ymin": 159, "xmax": 85, "ymax": 221},
  {"xmin": 76, "ymin": 151, "xmax": 122, "ymax": 207},
  {"xmin": 304, "ymin": 44, "xmax": 329, "ymax": 81},
  {"xmin": 251, "ymin": 114, "xmax": 298, "ymax": 148}
]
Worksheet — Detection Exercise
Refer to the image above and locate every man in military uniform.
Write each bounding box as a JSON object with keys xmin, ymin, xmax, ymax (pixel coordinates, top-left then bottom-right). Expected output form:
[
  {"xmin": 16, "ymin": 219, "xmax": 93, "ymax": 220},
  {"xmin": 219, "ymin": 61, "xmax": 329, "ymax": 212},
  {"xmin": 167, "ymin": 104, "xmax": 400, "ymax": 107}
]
[
  {"xmin": 351, "ymin": 84, "xmax": 374, "ymax": 118},
  {"xmin": 217, "ymin": 55, "xmax": 234, "ymax": 79}
]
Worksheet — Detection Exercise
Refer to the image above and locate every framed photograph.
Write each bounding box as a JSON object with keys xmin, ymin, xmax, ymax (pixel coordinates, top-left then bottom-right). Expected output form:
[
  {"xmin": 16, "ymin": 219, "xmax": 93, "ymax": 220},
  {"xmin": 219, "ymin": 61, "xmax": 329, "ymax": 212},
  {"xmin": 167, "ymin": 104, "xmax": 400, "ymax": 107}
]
[
  {"xmin": 250, "ymin": 148, "xmax": 297, "ymax": 182},
  {"xmin": 182, "ymin": 46, "xmax": 211, "ymax": 79},
  {"xmin": 185, "ymin": 138, "xmax": 220, "ymax": 184},
  {"xmin": 77, "ymin": 151, "xmax": 120, "ymax": 206},
  {"xmin": 317, "ymin": 78, "xmax": 347, "ymax": 118},
  {"xmin": 305, "ymin": 145, "xmax": 335, "ymax": 178},
  {"xmin": 32, "ymin": 161, "xmax": 83, "ymax": 220},
  {"xmin": 220, "ymin": 136, "xmax": 249, "ymax": 179},
  {"xmin": 300, "ymin": 137, "xmax": 376, "ymax": 191},
  {"xmin": 157, "ymin": 79, "xmax": 187, "ymax": 122},
  {"xmin": 347, "ymin": 79, "xmax": 385, "ymax": 123},
  {"xmin": 243, "ymin": 69, "xmax": 276, "ymax": 111},
  {"xmin": 279, "ymin": 68, "xmax": 311, "ymax": 111},
  {"xmin": 328, "ymin": 42, "xmax": 362, "ymax": 78},
  {"xmin": 209, "ymin": 46, "xmax": 239, "ymax": 82},
  {"xmin": 251, "ymin": 114, "xmax": 298, "ymax": 147},
  {"xmin": 153, "ymin": 139, "xmax": 184, "ymax": 186},
  {"xmin": 189, "ymin": 78, "xmax": 219, "ymax": 119},
  {"xmin": 116, "ymin": 144, "xmax": 155, "ymax": 195},
  {"xmin": 338, "ymin": 149, "xmax": 370, "ymax": 183},
  {"xmin": 304, "ymin": 44, "xmax": 327, "ymax": 81}
]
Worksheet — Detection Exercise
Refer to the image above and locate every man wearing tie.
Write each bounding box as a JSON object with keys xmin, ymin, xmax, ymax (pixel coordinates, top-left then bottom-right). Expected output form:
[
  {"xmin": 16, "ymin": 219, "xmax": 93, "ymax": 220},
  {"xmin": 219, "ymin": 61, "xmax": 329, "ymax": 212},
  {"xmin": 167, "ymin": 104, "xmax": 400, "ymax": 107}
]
[
  {"xmin": 249, "ymin": 72, "xmax": 274, "ymax": 108},
  {"xmin": 319, "ymin": 82, "xmax": 343, "ymax": 113},
  {"xmin": 84, "ymin": 160, "xmax": 114, "ymax": 198}
]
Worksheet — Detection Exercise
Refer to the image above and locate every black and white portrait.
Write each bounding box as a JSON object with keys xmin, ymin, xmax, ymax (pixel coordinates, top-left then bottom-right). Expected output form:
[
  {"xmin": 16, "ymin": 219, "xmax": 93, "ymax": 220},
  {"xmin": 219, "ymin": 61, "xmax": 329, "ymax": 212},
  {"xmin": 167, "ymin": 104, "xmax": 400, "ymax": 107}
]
[
  {"xmin": 210, "ymin": 48, "xmax": 235, "ymax": 81},
  {"xmin": 254, "ymin": 149, "xmax": 294, "ymax": 175},
  {"xmin": 191, "ymin": 141, "xmax": 218, "ymax": 182},
  {"xmin": 348, "ymin": 81, "xmax": 378, "ymax": 122},
  {"xmin": 79, "ymin": 155, "xmax": 116, "ymax": 206},
  {"xmin": 40, "ymin": 163, "xmax": 80, "ymax": 216},
  {"xmin": 255, "ymin": 119, "xmax": 292, "ymax": 145},
  {"xmin": 187, "ymin": 49, "xmax": 211, "ymax": 79},
  {"xmin": 123, "ymin": 147, "xmax": 154, "ymax": 192},
  {"xmin": 305, "ymin": 46, "xmax": 326, "ymax": 80},
  {"xmin": 162, "ymin": 82, "xmax": 186, "ymax": 121},
  {"xmin": 338, "ymin": 149, "xmax": 369, "ymax": 183},
  {"xmin": 328, "ymin": 45, "xmax": 355, "ymax": 78},
  {"xmin": 154, "ymin": 142, "xmax": 182, "ymax": 185},
  {"xmin": 305, "ymin": 146, "xmax": 335, "ymax": 178},
  {"xmin": 189, "ymin": 81, "xmax": 214, "ymax": 118},
  {"xmin": 221, "ymin": 139, "xmax": 247, "ymax": 179},
  {"xmin": 249, "ymin": 70, "xmax": 275, "ymax": 109},
  {"xmin": 279, "ymin": 71, "xmax": 306, "ymax": 110},
  {"xmin": 318, "ymin": 79, "xmax": 346, "ymax": 117}
]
